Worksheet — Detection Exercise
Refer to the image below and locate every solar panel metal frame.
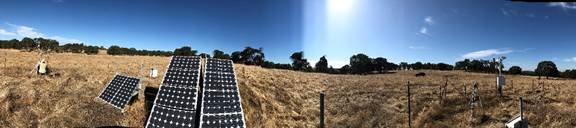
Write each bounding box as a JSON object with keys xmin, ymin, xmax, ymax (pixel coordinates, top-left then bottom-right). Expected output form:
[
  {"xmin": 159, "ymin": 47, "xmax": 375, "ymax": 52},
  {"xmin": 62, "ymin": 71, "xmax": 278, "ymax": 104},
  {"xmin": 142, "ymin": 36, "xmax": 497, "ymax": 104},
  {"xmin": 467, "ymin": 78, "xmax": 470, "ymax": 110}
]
[
  {"xmin": 96, "ymin": 73, "xmax": 142, "ymax": 112},
  {"xmin": 146, "ymin": 56, "xmax": 202, "ymax": 128},
  {"xmin": 199, "ymin": 58, "xmax": 247, "ymax": 128}
]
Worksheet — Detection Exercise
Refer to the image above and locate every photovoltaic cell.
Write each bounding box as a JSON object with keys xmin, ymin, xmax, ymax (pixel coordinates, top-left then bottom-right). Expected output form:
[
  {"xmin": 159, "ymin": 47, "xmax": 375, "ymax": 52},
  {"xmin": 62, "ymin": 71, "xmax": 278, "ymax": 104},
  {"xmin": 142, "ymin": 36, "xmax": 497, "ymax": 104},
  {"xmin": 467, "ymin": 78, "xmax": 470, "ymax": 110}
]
[
  {"xmin": 97, "ymin": 74, "xmax": 141, "ymax": 110},
  {"xmin": 162, "ymin": 69, "xmax": 200, "ymax": 88},
  {"xmin": 200, "ymin": 58, "xmax": 246, "ymax": 128},
  {"xmin": 146, "ymin": 56, "xmax": 201, "ymax": 128},
  {"xmin": 154, "ymin": 85, "xmax": 198, "ymax": 110},
  {"xmin": 169, "ymin": 56, "xmax": 201, "ymax": 70},
  {"xmin": 146, "ymin": 105, "xmax": 197, "ymax": 128}
]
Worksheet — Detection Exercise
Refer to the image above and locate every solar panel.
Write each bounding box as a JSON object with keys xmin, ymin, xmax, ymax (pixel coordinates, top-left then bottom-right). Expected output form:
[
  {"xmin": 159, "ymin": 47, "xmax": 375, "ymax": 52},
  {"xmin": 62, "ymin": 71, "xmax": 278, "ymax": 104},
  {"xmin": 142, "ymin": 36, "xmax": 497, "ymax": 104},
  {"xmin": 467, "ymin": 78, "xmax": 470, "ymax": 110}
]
[
  {"xmin": 97, "ymin": 74, "xmax": 141, "ymax": 110},
  {"xmin": 146, "ymin": 105, "xmax": 197, "ymax": 128},
  {"xmin": 154, "ymin": 85, "xmax": 198, "ymax": 110},
  {"xmin": 169, "ymin": 56, "xmax": 201, "ymax": 70},
  {"xmin": 146, "ymin": 56, "xmax": 202, "ymax": 128},
  {"xmin": 200, "ymin": 58, "xmax": 246, "ymax": 128},
  {"xmin": 163, "ymin": 68, "xmax": 200, "ymax": 88}
]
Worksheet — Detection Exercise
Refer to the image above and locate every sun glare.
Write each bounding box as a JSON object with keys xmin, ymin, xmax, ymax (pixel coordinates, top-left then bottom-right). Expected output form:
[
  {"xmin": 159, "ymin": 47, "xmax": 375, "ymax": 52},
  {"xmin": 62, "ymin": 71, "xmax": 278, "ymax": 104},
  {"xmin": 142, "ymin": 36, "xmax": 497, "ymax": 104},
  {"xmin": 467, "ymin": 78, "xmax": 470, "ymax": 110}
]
[{"xmin": 327, "ymin": 0, "xmax": 356, "ymax": 16}]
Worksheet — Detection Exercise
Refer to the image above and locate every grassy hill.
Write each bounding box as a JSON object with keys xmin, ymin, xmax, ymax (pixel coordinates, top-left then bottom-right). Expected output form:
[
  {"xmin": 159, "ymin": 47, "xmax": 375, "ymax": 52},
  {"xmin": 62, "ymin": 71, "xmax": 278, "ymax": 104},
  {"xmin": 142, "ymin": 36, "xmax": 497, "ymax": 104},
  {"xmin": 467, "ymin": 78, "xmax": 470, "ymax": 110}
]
[{"xmin": 0, "ymin": 49, "xmax": 575, "ymax": 127}]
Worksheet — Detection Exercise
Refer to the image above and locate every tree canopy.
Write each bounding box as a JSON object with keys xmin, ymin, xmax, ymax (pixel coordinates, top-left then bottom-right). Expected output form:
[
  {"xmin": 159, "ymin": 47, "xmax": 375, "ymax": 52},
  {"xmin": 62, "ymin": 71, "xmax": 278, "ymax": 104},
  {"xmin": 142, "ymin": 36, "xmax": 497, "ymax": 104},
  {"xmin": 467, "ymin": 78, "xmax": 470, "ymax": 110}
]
[
  {"xmin": 174, "ymin": 46, "xmax": 197, "ymax": 56},
  {"xmin": 212, "ymin": 50, "xmax": 231, "ymax": 59},
  {"xmin": 508, "ymin": 66, "xmax": 522, "ymax": 75},
  {"xmin": 290, "ymin": 51, "xmax": 311, "ymax": 71},
  {"xmin": 315, "ymin": 56, "xmax": 329, "ymax": 73},
  {"xmin": 350, "ymin": 53, "xmax": 372, "ymax": 74},
  {"xmin": 535, "ymin": 61, "xmax": 560, "ymax": 79}
]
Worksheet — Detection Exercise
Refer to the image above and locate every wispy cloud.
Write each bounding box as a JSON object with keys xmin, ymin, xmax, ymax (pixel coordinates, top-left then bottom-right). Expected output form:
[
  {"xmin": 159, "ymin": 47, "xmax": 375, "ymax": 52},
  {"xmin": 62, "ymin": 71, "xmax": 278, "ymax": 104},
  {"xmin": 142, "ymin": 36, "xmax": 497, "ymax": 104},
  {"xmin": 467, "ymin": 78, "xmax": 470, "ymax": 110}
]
[
  {"xmin": 516, "ymin": 48, "xmax": 534, "ymax": 53},
  {"xmin": 4, "ymin": 23, "xmax": 82, "ymax": 43},
  {"xmin": 418, "ymin": 16, "xmax": 433, "ymax": 35},
  {"xmin": 0, "ymin": 28, "xmax": 16, "ymax": 36},
  {"xmin": 50, "ymin": 36, "xmax": 82, "ymax": 43},
  {"xmin": 501, "ymin": 8, "xmax": 510, "ymax": 16},
  {"xmin": 419, "ymin": 27, "xmax": 428, "ymax": 35},
  {"xmin": 564, "ymin": 57, "xmax": 576, "ymax": 62},
  {"xmin": 409, "ymin": 46, "xmax": 429, "ymax": 50},
  {"xmin": 549, "ymin": 2, "xmax": 576, "ymax": 10},
  {"xmin": 424, "ymin": 16, "xmax": 433, "ymax": 25},
  {"xmin": 526, "ymin": 13, "xmax": 536, "ymax": 18},
  {"xmin": 462, "ymin": 49, "xmax": 514, "ymax": 59},
  {"xmin": 16, "ymin": 25, "xmax": 45, "ymax": 38}
]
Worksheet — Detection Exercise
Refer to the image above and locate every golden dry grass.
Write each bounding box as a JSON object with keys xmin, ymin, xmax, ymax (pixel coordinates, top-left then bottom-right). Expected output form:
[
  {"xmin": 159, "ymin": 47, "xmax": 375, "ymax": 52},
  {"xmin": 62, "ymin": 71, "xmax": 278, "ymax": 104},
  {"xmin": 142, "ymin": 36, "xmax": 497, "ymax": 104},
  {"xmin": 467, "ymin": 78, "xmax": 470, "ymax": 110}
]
[{"xmin": 1, "ymin": 49, "xmax": 576, "ymax": 127}]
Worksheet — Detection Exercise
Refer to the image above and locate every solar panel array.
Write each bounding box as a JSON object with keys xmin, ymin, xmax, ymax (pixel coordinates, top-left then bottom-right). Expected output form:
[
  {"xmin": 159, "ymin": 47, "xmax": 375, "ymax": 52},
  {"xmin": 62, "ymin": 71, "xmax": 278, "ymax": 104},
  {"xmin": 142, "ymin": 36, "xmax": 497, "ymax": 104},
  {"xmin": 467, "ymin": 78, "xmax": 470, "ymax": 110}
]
[
  {"xmin": 200, "ymin": 58, "xmax": 246, "ymax": 128},
  {"xmin": 97, "ymin": 74, "xmax": 141, "ymax": 110},
  {"xmin": 146, "ymin": 56, "xmax": 201, "ymax": 128}
]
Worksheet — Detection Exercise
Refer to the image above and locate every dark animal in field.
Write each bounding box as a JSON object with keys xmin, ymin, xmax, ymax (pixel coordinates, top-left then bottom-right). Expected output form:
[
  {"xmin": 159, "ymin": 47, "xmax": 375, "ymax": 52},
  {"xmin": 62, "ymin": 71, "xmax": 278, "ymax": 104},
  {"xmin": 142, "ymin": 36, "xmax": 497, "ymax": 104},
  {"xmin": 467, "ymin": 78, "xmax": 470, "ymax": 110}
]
[{"xmin": 415, "ymin": 72, "xmax": 426, "ymax": 77}]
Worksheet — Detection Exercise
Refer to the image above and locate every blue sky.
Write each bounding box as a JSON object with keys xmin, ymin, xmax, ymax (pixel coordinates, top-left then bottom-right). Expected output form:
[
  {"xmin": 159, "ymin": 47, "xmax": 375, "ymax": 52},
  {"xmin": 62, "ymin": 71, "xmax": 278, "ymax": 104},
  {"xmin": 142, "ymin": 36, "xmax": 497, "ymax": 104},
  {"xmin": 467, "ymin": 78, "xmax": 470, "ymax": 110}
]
[{"xmin": 1, "ymin": 0, "xmax": 576, "ymax": 70}]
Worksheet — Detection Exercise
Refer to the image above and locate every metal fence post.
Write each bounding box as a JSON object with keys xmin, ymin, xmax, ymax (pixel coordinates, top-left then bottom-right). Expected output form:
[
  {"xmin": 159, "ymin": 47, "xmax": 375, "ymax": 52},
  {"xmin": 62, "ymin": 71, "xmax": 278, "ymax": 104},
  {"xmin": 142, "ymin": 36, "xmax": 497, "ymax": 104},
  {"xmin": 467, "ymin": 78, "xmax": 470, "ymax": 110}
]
[
  {"xmin": 320, "ymin": 92, "xmax": 325, "ymax": 128},
  {"xmin": 407, "ymin": 81, "xmax": 411, "ymax": 128}
]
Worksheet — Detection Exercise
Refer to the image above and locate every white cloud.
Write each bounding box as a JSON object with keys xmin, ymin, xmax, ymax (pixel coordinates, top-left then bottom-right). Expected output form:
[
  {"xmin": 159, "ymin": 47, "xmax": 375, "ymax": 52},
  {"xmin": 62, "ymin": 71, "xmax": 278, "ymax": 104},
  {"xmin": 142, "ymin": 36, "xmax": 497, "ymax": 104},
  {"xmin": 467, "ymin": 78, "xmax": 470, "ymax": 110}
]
[
  {"xmin": 16, "ymin": 25, "xmax": 45, "ymax": 38},
  {"xmin": 549, "ymin": 2, "xmax": 576, "ymax": 10},
  {"xmin": 0, "ymin": 28, "xmax": 16, "ymax": 36},
  {"xmin": 418, "ymin": 16, "xmax": 433, "ymax": 35},
  {"xmin": 462, "ymin": 49, "xmax": 513, "ymax": 59},
  {"xmin": 424, "ymin": 16, "xmax": 433, "ymax": 25},
  {"xmin": 419, "ymin": 27, "xmax": 428, "ymax": 35},
  {"xmin": 50, "ymin": 36, "xmax": 81, "ymax": 43},
  {"xmin": 564, "ymin": 57, "xmax": 576, "ymax": 62},
  {"xmin": 5, "ymin": 23, "xmax": 82, "ymax": 43}
]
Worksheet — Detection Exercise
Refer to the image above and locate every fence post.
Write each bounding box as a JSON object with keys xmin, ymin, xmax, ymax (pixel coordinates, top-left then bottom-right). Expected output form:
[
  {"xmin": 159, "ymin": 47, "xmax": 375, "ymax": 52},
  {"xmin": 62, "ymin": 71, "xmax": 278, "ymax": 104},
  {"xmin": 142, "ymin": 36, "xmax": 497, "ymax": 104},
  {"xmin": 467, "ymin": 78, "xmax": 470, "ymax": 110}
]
[
  {"xmin": 519, "ymin": 97, "xmax": 523, "ymax": 120},
  {"xmin": 139, "ymin": 62, "xmax": 144, "ymax": 78},
  {"xmin": 511, "ymin": 80, "xmax": 514, "ymax": 91},
  {"xmin": 407, "ymin": 81, "xmax": 411, "ymax": 128},
  {"xmin": 320, "ymin": 92, "xmax": 325, "ymax": 128},
  {"xmin": 4, "ymin": 53, "xmax": 6, "ymax": 68},
  {"xmin": 464, "ymin": 85, "xmax": 467, "ymax": 96}
]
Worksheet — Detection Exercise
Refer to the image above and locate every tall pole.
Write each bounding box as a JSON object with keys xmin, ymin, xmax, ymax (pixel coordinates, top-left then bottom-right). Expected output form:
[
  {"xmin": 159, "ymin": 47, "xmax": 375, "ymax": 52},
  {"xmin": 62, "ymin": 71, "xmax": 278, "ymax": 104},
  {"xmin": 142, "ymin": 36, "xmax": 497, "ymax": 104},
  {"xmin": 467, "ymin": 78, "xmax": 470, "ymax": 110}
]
[
  {"xmin": 407, "ymin": 81, "xmax": 411, "ymax": 128},
  {"xmin": 320, "ymin": 92, "xmax": 325, "ymax": 128}
]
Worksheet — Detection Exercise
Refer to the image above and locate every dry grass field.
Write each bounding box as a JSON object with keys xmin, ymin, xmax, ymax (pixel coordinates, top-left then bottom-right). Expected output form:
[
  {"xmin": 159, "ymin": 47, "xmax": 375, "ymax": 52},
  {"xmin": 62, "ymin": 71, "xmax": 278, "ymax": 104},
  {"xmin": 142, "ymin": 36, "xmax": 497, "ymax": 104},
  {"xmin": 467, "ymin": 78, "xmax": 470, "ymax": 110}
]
[{"xmin": 1, "ymin": 49, "xmax": 576, "ymax": 127}]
